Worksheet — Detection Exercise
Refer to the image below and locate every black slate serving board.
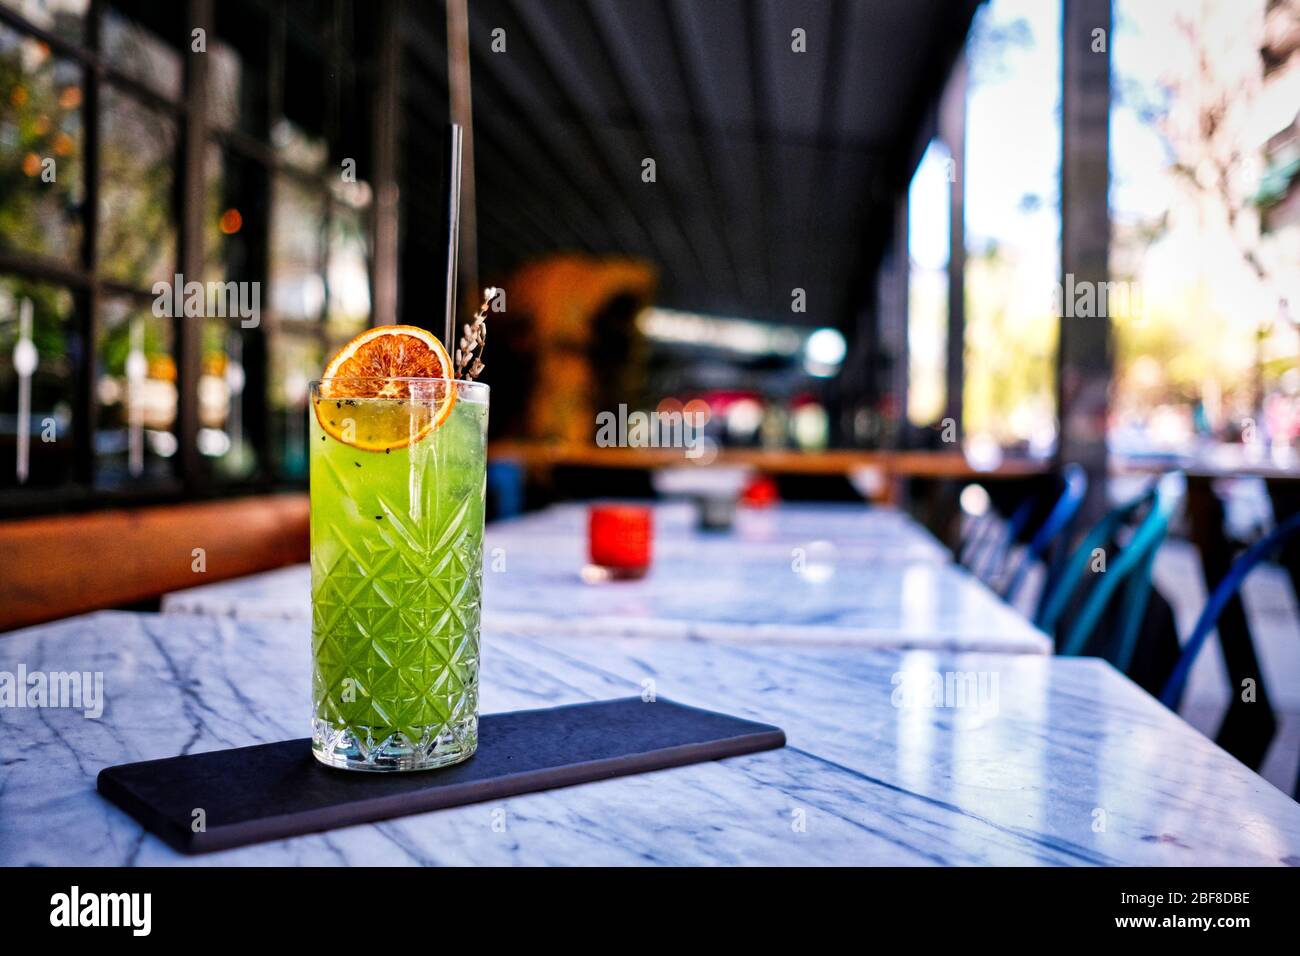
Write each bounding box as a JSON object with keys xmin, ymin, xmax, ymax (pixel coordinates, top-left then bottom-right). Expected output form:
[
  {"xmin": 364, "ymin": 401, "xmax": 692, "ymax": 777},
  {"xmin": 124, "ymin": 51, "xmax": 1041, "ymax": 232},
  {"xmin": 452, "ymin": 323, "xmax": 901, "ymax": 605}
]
[{"xmin": 97, "ymin": 697, "xmax": 786, "ymax": 854}]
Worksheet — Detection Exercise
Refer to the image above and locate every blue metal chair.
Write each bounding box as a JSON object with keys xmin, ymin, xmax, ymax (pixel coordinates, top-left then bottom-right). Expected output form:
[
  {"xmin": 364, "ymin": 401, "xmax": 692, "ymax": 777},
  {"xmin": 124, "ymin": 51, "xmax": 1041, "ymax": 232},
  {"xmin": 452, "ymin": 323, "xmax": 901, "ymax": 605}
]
[
  {"xmin": 1159, "ymin": 512, "xmax": 1300, "ymax": 796},
  {"xmin": 1001, "ymin": 463, "xmax": 1088, "ymax": 608},
  {"xmin": 1037, "ymin": 476, "xmax": 1180, "ymax": 673},
  {"xmin": 1160, "ymin": 512, "xmax": 1300, "ymax": 708},
  {"xmin": 962, "ymin": 469, "xmax": 1082, "ymax": 594},
  {"xmin": 968, "ymin": 497, "xmax": 1035, "ymax": 584}
]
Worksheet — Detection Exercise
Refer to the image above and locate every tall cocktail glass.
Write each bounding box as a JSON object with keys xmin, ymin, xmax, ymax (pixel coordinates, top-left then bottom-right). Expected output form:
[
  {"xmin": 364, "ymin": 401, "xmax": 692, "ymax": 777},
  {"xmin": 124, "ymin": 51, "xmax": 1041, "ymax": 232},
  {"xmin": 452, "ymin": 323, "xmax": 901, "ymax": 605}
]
[{"xmin": 309, "ymin": 377, "xmax": 488, "ymax": 771}]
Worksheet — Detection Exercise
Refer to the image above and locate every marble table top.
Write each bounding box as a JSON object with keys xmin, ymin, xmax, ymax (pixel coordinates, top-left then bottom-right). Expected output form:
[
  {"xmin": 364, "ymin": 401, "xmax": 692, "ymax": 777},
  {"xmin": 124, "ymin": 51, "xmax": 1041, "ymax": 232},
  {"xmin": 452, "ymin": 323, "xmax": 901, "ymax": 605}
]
[
  {"xmin": 163, "ymin": 503, "xmax": 1045, "ymax": 653},
  {"xmin": 490, "ymin": 501, "xmax": 953, "ymax": 567},
  {"xmin": 476, "ymin": 548, "xmax": 1048, "ymax": 652},
  {"xmin": 3, "ymin": 611, "xmax": 1298, "ymax": 866},
  {"xmin": 163, "ymin": 554, "xmax": 1046, "ymax": 653},
  {"xmin": 494, "ymin": 501, "xmax": 952, "ymax": 559}
]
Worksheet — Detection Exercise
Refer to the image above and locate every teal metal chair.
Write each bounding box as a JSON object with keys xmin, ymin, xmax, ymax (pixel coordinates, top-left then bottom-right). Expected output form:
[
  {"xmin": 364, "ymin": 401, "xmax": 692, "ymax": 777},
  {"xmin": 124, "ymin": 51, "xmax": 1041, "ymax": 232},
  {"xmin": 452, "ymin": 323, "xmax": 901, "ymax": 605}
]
[{"xmin": 1035, "ymin": 476, "xmax": 1180, "ymax": 673}]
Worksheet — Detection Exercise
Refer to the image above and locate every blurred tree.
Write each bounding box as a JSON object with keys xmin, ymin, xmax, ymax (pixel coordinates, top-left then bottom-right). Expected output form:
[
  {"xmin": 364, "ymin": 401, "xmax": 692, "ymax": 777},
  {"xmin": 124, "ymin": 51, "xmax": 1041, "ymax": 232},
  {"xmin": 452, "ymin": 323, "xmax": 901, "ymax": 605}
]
[
  {"xmin": 1112, "ymin": 0, "xmax": 1299, "ymax": 441},
  {"xmin": 0, "ymin": 32, "xmax": 84, "ymax": 267}
]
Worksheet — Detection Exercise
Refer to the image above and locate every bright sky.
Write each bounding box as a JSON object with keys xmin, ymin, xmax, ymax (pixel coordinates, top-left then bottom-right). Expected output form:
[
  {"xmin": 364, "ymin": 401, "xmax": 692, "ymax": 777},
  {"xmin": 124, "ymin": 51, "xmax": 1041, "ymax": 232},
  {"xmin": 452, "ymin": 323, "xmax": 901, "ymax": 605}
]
[
  {"xmin": 908, "ymin": 0, "xmax": 1296, "ymax": 439},
  {"xmin": 911, "ymin": 0, "xmax": 1061, "ymax": 275},
  {"xmin": 909, "ymin": 0, "xmax": 1268, "ymax": 278}
]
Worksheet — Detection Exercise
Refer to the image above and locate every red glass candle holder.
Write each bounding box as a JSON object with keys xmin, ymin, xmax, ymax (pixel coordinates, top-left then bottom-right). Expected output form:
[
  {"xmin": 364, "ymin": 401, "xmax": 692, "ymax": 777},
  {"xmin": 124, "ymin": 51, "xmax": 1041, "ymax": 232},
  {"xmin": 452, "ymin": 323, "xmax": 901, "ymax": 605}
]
[{"xmin": 587, "ymin": 505, "xmax": 653, "ymax": 581}]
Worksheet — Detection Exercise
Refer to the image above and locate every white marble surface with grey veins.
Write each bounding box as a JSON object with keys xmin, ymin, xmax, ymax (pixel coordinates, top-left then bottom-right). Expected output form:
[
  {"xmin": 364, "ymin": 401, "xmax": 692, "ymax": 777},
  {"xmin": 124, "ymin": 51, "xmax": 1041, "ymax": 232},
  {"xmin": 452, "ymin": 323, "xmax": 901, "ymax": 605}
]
[
  {"xmin": 162, "ymin": 504, "xmax": 1047, "ymax": 654},
  {"xmin": 2, "ymin": 611, "xmax": 1298, "ymax": 866}
]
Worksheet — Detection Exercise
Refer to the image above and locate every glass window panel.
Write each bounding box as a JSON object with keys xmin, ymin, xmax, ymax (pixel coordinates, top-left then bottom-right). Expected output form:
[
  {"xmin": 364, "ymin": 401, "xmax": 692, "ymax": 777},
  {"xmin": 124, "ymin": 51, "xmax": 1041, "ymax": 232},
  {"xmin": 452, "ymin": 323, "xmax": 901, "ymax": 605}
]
[
  {"xmin": 101, "ymin": 6, "xmax": 182, "ymax": 101},
  {"xmin": 282, "ymin": 28, "xmax": 327, "ymax": 153},
  {"xmin": 210, "ymin": 1, "xmax": 269, "ymax": 136},
  {"xmin": 329, "ymin": 173, "xmax": 372, "ymax": 210},
  {"xmin": 326, "ymin": 201, "xmax": 370, "ymax": 339},
  {"xmin": 203, "ymin": 142, "xmax": 226, "ymax": 283},
  {"xmin": 1111, "ymin": 0, "xmax": 1293, "ymax": 452},
  {"xmin": 963, "ymin": 0, "xmax": 1062, "ymax": 452},
  {"xmin": 0, "ymin": 24, "xmax": 85, "ymax": 264},
  {"xmin": 98, "ymin": 84, "xmax": 176, "ymax": 287},
  {"xmin": 0, "ymin": 275, "xmax": 76, "ymax": 489},
  {"xmin": 204, "ymin": 141, "xmax": 268, "ymax": 285},
  {"xmin": 907, "ymin": 140, "xmax": 950, "ymax": 427},
  {"xmin": 271, "ymin": 117, "xmax": 327, "ymax": 174},
  {"xmin": 198, "ymin": 318, "xmax": 257, "ymax": 479},
  {"xmin": 208, "ymin": 36, "xmax": 267, "ymax": 136},
  {"xmin": 95, "ymin": 296, "xmax": 176, "ymax": 488},
  {"xmin": 269, "ymin": 331, "xmax": 319, "ymax": 479},
  {"xmin": 0, "ymin": 0, "xmax": 89, "ymax": 45},
  {"xmin": 208, "ymin": 40, "xmax": 243, "ymax": 131},
  {"xmin": 269, "ymin": 172, "xmax": 325, "ymax": 322}
]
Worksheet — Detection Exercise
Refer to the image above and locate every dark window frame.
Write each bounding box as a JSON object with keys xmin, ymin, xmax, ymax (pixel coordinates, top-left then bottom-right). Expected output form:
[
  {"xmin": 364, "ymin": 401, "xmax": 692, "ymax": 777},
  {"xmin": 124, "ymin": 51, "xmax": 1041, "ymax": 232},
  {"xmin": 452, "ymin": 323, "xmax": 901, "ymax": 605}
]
[{"xmin": 0, "ymin": 0, "xmax": 377, "ymax": 518}]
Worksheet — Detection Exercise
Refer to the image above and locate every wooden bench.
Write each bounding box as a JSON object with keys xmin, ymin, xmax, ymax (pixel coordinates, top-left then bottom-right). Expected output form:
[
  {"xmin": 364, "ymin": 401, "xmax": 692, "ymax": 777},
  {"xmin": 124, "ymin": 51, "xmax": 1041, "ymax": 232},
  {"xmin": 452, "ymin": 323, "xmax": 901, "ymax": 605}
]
[{"xmin": 0, "ymin": 494, "xmax": 308, "ymax": 633}]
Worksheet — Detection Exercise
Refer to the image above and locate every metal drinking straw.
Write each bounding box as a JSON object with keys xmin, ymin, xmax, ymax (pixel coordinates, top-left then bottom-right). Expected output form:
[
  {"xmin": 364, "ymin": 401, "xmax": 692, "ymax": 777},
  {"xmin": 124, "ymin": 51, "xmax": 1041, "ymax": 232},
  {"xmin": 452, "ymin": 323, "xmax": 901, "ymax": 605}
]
[{"xmin": 443, "ymin": 123, "xmax": 464, "ymax": 352}]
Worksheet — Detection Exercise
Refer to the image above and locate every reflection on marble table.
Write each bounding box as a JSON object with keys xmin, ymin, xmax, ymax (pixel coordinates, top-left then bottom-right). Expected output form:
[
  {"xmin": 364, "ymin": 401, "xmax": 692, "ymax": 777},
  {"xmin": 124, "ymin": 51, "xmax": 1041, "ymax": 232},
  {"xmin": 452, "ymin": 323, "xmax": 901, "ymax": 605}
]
[
  {"xmin": 162, "ymin": 547, "xmax": 1045, "ymax": 653},
  {"xmin": 477, "ymin": 549, "xmax": 1049, "ymax": 652},
  {"xmin": 2, "ymin": 612, "xmax": 1297, "ymax": 866},
  {"xmin": 496, "ymin": 501, "xmax": 950, "ymax": 558},
  {"xmin": 161, "ymin": 502, "xmax": 949, "ymax": 622}
]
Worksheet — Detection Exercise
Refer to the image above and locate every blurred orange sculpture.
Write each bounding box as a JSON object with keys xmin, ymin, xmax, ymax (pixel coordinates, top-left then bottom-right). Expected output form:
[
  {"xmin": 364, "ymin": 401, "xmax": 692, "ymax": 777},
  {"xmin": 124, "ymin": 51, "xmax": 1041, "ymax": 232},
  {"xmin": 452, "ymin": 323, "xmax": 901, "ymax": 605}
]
[{"xmin": 498, "ymin": 254, "xmax": 656, "ymax": 445}]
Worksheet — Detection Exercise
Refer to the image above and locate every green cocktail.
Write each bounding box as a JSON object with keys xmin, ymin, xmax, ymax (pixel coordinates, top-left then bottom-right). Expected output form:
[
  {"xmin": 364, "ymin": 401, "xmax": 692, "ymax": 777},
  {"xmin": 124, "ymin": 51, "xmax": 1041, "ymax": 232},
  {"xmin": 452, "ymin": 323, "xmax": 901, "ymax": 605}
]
[{"xmin": 309, "ymin": 377, "xmax": 488, "ymax": 771}]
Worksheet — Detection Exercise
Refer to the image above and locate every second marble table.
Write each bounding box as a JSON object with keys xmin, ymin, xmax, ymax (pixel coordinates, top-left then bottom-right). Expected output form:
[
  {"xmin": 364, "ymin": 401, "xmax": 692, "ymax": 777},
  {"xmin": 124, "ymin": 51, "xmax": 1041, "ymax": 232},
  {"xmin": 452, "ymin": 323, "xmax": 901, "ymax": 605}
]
[{"xmin": 163, "ymin": 502, "xmax": 1045, "ymax": 653}]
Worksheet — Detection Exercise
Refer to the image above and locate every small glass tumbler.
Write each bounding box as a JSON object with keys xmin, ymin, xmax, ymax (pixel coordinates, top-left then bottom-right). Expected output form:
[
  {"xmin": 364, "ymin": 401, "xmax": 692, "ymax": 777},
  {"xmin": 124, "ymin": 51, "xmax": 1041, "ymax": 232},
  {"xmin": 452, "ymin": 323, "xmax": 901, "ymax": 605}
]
[{"xmin": 586, "ymin": 504, "xmax": 653, "ymax": 581}]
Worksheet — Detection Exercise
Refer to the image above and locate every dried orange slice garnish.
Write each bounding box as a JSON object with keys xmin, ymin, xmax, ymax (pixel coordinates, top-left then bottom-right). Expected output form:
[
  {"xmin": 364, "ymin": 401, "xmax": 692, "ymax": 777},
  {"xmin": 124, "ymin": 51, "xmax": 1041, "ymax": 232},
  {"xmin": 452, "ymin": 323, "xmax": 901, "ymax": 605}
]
[{"xmin": 315, "ymin": 325, "xmax": 457, "ymax": 452}]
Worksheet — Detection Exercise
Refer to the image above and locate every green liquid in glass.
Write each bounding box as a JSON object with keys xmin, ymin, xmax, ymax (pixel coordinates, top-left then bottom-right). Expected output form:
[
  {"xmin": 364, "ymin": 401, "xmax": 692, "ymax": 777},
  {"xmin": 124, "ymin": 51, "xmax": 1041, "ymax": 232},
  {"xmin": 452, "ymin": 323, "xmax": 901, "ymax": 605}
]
[{"xmin": 309, "ymin": 387, "xmax": 487, "ymax": 770}]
